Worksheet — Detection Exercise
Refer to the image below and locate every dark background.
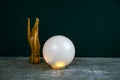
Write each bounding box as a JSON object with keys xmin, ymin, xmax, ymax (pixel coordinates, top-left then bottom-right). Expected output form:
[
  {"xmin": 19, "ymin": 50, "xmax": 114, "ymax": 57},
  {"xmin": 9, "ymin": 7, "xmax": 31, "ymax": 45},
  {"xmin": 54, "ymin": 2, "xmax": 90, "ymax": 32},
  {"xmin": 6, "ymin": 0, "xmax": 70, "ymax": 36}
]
[{"xmin": 0, "ymin": 0, "xmax": 120, "ymax": 57}]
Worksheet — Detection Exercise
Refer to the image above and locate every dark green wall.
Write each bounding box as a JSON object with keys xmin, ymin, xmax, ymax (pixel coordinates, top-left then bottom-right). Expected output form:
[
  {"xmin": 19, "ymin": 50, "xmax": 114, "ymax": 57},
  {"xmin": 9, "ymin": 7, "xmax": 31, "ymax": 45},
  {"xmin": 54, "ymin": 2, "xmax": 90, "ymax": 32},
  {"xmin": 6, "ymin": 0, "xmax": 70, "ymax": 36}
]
[{"xmin": 0, "ymin": 0, "xmax": 120, "ymax": 57}]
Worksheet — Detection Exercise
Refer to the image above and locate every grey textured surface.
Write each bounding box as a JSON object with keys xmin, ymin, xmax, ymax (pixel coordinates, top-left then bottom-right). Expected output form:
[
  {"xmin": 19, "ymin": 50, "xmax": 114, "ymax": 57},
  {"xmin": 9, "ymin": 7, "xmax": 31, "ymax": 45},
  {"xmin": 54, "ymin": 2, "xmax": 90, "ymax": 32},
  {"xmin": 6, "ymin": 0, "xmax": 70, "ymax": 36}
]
[{"xmin": 0, "ymin": 57, "xmax": 120, "ymax": 80}]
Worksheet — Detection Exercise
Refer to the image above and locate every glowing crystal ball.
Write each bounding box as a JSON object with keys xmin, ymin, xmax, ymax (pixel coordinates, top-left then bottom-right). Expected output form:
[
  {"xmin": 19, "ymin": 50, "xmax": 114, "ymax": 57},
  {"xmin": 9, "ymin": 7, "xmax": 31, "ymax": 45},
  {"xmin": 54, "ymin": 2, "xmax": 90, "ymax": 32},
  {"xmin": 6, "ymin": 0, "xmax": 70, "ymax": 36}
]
[{"xmin": 43, "ymin": 35, "xmax": 75, "ymax": 69}]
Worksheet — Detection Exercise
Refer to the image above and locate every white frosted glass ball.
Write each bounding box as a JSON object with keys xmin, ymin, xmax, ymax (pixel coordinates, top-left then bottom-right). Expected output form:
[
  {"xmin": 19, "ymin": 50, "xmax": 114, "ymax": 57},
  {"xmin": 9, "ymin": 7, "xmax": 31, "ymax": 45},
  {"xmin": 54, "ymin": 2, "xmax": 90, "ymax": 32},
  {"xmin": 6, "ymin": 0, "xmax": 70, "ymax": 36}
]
[{"xmin": 43, "ymin": 35, "xmax": 75, "ymax": 69}]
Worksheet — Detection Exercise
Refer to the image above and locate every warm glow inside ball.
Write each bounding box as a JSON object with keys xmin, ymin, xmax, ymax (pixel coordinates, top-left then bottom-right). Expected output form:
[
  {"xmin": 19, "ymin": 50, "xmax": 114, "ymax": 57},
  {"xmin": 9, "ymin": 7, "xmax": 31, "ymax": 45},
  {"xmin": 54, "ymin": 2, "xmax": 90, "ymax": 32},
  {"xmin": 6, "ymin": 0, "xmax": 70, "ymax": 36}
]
[{"xmin": 43, "ymin": 35, "xmax": 75, "ymax": 69}]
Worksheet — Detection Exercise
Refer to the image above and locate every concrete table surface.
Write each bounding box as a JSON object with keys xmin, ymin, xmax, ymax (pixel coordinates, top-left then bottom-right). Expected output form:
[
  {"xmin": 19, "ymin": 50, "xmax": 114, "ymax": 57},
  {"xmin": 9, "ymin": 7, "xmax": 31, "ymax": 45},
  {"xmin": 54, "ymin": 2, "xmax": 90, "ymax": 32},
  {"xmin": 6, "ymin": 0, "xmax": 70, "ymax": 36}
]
[{"xmin": 0, "ymin": 57, "xmax": 120, "ymax": 80}]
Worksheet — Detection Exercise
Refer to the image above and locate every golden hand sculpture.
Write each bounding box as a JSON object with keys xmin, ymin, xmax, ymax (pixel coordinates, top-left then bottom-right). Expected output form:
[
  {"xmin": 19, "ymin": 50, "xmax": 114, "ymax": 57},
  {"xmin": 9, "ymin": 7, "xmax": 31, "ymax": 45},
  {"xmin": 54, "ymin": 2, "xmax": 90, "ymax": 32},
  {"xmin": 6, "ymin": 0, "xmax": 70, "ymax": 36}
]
[{"xmin": 27, "ymin": 18, "xmax": 40, "ymax": 64}]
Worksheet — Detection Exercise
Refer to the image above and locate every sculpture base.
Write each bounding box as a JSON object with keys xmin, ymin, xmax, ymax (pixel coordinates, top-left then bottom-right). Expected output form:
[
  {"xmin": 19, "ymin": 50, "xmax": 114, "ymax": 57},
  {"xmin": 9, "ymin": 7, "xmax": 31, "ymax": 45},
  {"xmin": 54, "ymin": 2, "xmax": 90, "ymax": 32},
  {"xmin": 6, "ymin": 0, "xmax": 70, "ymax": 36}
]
[{"xmin": 29, "ymin": 53, "xmax": 40, "ymax": 64}]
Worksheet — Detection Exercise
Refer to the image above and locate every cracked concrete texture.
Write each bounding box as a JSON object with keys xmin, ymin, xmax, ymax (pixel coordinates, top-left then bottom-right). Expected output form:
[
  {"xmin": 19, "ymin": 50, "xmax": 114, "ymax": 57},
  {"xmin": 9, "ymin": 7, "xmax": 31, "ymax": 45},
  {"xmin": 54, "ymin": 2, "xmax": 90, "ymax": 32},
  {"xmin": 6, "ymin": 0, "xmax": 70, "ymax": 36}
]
[{"xmin": 0, "ymin": 57, "xmax": 120, "ymax": 80}]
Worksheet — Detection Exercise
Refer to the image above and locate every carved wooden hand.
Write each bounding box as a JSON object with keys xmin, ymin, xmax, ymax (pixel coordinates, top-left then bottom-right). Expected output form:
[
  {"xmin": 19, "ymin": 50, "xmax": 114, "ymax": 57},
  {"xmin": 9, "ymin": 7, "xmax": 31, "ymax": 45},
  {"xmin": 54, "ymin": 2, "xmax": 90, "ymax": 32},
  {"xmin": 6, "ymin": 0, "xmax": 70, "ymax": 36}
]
[{"xmin": 27, "ymin": 18, "xmax": 40, "ymax": 64}]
